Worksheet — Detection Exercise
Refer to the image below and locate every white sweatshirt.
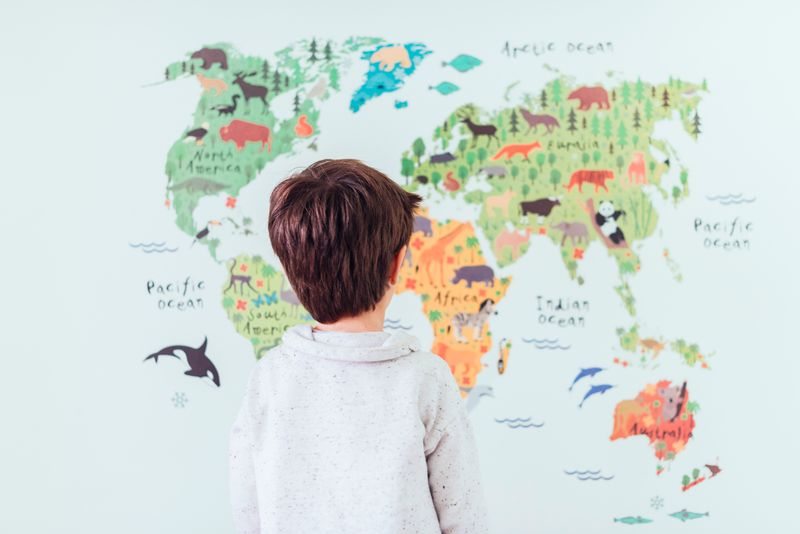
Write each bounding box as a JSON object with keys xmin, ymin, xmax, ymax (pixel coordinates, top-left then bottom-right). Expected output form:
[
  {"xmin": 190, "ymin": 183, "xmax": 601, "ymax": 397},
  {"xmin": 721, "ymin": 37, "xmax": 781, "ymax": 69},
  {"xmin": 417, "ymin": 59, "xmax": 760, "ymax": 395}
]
[{"xmin": 229, "ymin": 323, "xmax": 489, "ymax": 534}]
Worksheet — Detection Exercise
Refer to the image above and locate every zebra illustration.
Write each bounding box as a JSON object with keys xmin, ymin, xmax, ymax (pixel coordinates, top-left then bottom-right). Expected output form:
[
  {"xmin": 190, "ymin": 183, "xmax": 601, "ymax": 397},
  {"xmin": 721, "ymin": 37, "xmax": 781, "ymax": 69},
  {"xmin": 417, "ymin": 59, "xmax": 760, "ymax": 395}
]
[{"xmin": 449, "ymin": 299, "xmax": 497, "ymax": 343}]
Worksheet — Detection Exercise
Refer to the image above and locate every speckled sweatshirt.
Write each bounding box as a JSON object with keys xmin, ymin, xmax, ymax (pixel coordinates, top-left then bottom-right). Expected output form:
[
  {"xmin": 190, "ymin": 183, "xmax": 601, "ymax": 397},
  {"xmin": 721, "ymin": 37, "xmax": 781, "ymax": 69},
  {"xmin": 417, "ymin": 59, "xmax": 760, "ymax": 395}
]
[{"xmin": 229, "ymin": 323, "xmax": 489, "ymax": 533}]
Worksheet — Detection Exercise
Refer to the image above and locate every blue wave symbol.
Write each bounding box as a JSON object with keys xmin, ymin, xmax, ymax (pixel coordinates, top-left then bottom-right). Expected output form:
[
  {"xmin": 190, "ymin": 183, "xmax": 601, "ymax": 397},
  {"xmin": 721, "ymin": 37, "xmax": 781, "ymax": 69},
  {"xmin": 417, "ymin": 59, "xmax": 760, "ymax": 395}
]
[
  {"xmin": 495, "ymin": 417, "xmax": 544, "ymax": 429},
  {"xmin": 706, "ymin": 193, "xmax": 756, "ymax": 205},
  {"xmin": 521, "ymin": 337, "xmax": 570, "ymax": 350},
  {"xmin": 129, "ymin": 242, "xmax": 179, "ymax": 253},
  {"xmin": 564, "ymin": 469, "xmax": 614, "ymax": 481},
  {"xmin": 384, "ymin": 323, "xmax": 413, "ymax": 330},
  {"xmin": 384, "ymin": 318, "xmax": 413, "ymax": 330}
]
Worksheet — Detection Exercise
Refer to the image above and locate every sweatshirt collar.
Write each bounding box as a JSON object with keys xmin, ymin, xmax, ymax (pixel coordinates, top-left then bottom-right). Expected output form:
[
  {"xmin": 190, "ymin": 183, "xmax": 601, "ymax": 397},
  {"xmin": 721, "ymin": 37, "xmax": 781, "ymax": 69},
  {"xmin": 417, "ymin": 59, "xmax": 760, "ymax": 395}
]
[{"xmin": 281, "ymin": 323, "xmax": 421, "ymax": 363}]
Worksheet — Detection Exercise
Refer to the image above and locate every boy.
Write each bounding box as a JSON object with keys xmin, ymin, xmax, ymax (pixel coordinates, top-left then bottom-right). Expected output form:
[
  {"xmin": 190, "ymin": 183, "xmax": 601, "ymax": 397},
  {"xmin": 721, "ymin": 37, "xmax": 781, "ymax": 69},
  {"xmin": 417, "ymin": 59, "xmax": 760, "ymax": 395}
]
[{"xmin": 229, "ymin": 159, "xmax": 489, "ymax": 533}]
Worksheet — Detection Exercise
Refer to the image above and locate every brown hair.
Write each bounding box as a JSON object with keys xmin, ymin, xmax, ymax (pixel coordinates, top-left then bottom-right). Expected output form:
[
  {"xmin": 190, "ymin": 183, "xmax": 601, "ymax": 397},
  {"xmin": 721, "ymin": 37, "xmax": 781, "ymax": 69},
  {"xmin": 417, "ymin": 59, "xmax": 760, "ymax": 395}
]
[{"xmin": 268, "ymin": 159, "xmax": 423, "ymax": 324}]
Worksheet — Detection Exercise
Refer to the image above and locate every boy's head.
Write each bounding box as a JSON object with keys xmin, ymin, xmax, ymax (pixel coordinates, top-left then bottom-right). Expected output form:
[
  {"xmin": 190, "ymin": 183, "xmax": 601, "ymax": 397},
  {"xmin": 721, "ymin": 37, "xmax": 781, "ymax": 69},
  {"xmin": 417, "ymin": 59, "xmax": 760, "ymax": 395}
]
[{"xmin": 268, "ymin": 159, "xmax": 423, "ymax": 324}]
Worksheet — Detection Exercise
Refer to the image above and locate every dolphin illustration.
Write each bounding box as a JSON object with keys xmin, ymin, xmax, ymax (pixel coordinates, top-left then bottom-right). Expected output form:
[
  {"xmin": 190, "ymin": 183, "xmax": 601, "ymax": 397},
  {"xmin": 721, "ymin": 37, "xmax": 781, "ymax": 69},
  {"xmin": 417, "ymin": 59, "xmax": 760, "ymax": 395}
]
[
  {"xmin": 568, "ymin": 367, "xmax": 604, "ymax": 391},
  {"xmin": 465, "ymin": 385, "xmax": 494, "ymax": 412},
  {"xmin": 144, "ymin": 337, "xmax": 220, "ymax": 387},
  {"xmin": 578, "ymin": 384, "xmax": 614, "ymax": 408}
]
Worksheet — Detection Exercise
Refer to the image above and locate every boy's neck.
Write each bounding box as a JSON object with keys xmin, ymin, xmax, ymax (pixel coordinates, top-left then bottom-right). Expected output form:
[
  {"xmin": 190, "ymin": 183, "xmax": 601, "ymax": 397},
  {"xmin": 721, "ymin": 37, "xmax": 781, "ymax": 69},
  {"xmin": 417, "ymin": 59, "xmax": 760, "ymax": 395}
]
[{"xmin": 313, "ymin": 310, "xmax": 386, "ymax": 333}]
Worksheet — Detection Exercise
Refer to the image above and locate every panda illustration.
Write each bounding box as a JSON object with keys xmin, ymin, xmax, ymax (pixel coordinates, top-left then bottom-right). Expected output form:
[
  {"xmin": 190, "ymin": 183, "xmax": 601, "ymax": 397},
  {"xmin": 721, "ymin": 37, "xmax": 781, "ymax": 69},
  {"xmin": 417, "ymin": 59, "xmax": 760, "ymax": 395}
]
[{"xmin": 595, "ymin": 200, "xmax": 626, "ymax": 244}]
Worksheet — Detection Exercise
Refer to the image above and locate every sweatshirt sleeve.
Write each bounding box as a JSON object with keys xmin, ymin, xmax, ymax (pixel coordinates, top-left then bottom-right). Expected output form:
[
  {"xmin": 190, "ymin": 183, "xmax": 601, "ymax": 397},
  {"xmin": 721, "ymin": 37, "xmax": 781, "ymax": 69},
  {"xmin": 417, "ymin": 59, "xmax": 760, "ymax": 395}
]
[
  {"xmin": 229, "ymin": 366, "xmax": 262, "ymax": 534},
  {"xmin": 425, "ymin": 373, "xmax": 490, "ymax": 534}
]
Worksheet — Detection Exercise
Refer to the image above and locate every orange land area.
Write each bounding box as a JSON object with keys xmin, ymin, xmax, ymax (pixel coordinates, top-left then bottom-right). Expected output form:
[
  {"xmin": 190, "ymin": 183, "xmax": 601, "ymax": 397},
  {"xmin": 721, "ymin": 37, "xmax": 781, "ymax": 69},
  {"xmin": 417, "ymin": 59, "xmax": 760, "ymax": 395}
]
[
  {"xmin": 610, "ymin": 380, "xmax": 696, "ymax": 467},
  {"xmin": 396, "ymin": 214, "xmax": 511, "ymax": 393}
]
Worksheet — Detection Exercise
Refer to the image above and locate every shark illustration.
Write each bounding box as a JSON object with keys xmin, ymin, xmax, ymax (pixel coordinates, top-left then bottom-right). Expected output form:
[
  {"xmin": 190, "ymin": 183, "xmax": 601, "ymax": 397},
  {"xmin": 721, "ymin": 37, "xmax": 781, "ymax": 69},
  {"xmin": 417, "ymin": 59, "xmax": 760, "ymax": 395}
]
[
  {"xmin": 579, "ymin": 384, "xmax": 614, "ymax": 408},
  {"xmin": 144, "ymin": 337, "xmax": 220, "ymax": 387},
  {"xmin": 568, "ymin": 367, "xmax": 604, "ymax": 391}
]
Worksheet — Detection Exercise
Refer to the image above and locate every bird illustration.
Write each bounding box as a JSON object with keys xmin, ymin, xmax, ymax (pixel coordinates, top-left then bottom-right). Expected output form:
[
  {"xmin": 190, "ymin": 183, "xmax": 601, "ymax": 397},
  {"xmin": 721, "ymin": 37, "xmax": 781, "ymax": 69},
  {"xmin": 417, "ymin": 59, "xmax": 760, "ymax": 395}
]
[{"xmin": 183, "ymin": 122, "xmax": 210, "ymax": 145}]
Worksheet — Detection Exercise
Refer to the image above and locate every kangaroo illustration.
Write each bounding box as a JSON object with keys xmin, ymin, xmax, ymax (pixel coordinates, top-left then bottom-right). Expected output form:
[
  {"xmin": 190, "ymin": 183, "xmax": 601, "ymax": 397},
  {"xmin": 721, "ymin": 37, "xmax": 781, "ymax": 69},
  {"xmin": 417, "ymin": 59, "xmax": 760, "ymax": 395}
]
[
  {"xmin": 144, "ymin": 337, "xmax": 220, "ymax": 386},
  {"xmin": 418, "ymin": 224, "xmax": 469, "ymax": 286},
  {"xmin": 225, "ymin": 259, "xmax": 257, "ymax": 294},
  {"xmin": 491, "ymin": 141, "xmax": 542, "ymax": 162}
]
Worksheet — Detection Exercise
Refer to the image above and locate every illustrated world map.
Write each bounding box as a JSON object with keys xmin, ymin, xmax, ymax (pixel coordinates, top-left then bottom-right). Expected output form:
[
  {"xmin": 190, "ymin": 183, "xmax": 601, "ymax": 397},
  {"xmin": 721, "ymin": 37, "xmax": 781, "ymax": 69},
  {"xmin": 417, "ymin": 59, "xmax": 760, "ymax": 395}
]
[{"xmin": 160, "ymin": 37, "xmax": 717, "ymax": 526}]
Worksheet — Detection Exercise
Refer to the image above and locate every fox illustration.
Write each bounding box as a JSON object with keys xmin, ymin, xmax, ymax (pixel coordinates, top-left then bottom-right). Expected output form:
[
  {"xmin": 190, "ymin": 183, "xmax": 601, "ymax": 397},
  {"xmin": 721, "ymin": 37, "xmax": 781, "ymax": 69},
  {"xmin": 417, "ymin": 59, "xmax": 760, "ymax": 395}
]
[{"xmin": 491, "ymin": 141, "xmax": 542, "ymax": 161}]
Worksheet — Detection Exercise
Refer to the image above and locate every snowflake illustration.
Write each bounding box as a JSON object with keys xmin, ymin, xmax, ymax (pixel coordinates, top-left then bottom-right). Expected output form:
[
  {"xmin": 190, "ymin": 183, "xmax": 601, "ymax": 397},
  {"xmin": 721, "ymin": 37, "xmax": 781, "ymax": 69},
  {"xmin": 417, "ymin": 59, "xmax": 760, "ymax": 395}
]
[
  {"xmin": 650, "ymin": 495, "xmax": 664, "ymax": 510},
  {"xmin": 172, "ymin": 392, "xmax": 189, "ymax": 408}
]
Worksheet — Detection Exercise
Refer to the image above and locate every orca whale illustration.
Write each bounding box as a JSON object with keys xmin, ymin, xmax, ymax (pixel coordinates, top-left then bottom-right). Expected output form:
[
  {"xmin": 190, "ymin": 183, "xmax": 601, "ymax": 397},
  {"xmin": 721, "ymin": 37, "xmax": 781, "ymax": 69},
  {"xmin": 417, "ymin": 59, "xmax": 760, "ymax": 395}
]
[{"xmin": 144, "ymin": 337, "xmax": 220, "ymax": 387}]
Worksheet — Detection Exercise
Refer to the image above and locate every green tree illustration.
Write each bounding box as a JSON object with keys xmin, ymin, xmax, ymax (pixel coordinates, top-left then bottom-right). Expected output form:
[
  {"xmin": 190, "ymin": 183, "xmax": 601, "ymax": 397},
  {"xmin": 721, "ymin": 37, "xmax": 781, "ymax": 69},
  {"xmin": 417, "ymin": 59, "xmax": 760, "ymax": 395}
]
[
  {"xmin": 692, "ymin": 112, "xmax": 701, "ymax": 137},
  {"xmin": 477, "ymin": 147, "xmax": 488, "ymax": 166},
  {"xmin": 309, "ymin": 38, "xmax": 319, "ymax": 62},
  {"xmin": 466, "ymin": 236, "xmax": 479, "ymax": 262},
  {"xmin": 329, "ymin": 67, "xmax": 340, "ymax": 90},
  {"xmin": 540, "ymin": 88, "xmax": 548, "ymax": 109},
  {"xmin": 567, "ymin": 109, "xmax": 578, "ymax": 132},
  {"xmin": 552, "ymin": 79, "xmax": 562, "ymax": 104},
  {"xmin": 458, "ymin": 165, "xmax": 468, "ymax": 183},
  {"xmin": 621, "ymin": 82, "xmax": 631, "ymax": 107},
  {"xmin": 509, "ymin": 109, "xmax": 520, "ymax": 134},
  {"xmin": 466, "ymin": 151, "xmax": 476, "ymax": 170},
  {"xmin": 528, "ymin": 167, "xmax": 538, "ymax": 183},
  {"xmin": 617, "ymin": 122, "xmax": 628, "ymax": 148},
  {"xmin": 536, "ymin": 152, "xmax": 546, "ymax": 170},
  {"xmin": 401, "ymin": 157, "xmax": 415, "ymax": 185},
  {"xmin": 635, "ymin": 78, "xmax": 645, "ymax": 102},
  {"xmin": 412, "ymin": 137, "xmax": 426, "ymax": 164},
  {"xmin": 324, "ymin": 41, "xmax": 333, "ymax": 61},
  {"xmin": 591, "ymin": 114, "xmax": 600, "ymax": 136},
  {"xmin": 550, "ymin": 168, "xmax": 562, "ymax": 190}
]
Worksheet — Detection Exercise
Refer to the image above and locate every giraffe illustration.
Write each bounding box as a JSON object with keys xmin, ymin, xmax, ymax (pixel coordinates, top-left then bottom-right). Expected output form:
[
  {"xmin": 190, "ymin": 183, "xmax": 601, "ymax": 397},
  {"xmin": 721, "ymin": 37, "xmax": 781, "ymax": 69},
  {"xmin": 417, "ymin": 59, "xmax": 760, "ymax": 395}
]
[{"xmin": 418, "ymin": 223, "xmax": 469, "ymax": 286}]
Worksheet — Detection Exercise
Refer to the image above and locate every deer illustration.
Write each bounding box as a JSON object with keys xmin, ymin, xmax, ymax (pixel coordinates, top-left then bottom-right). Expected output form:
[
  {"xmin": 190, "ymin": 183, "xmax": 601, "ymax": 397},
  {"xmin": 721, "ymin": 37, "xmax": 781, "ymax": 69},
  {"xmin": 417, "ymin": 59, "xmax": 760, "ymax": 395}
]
[
  {"xmin": 232, "ymin": 72, "xmax": 269, "ymax": 108},
  {"xmin": 418, "ymin": 224, "xmax": 469, "ymax": 286},
  {"xmin": 458, "ymin": 114, "xmax": 499, "ymax": 147}
]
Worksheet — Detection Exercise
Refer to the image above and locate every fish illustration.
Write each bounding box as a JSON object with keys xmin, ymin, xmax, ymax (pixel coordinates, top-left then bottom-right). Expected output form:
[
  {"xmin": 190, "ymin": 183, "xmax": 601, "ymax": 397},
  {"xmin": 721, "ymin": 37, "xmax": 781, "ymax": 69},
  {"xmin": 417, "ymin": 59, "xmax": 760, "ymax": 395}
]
[
  {"xmin": 429, "ymin": 82, "xmax": 460, "ymax": 95},
  {"xmin": 669, "ymin": 509, "xmax": 709, "ymax": 522},
  {"xmin": 442, "ymin": 54, "xmax": 482, "ymax": 73},
  {"xmin": 579, "ymin": 384, "xmax": 614, "ymax": 408},
  {"xmin": 568, "ymin": 367, "xmax": 604, "ymax": 391},
  {"xmin": 168, "ymin": 177, "xmax": 227, "ymax": 194},
  {"xmin": 613, "ymin": 516, "xmax": 653, "ymax": 525},
  {"xmin": 394, "ymin": 100, "xmax": 408, "ymax": 109},
  {"xmin": 144, "ymin": 337, "xmax": 220, "ymax": 387}
]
